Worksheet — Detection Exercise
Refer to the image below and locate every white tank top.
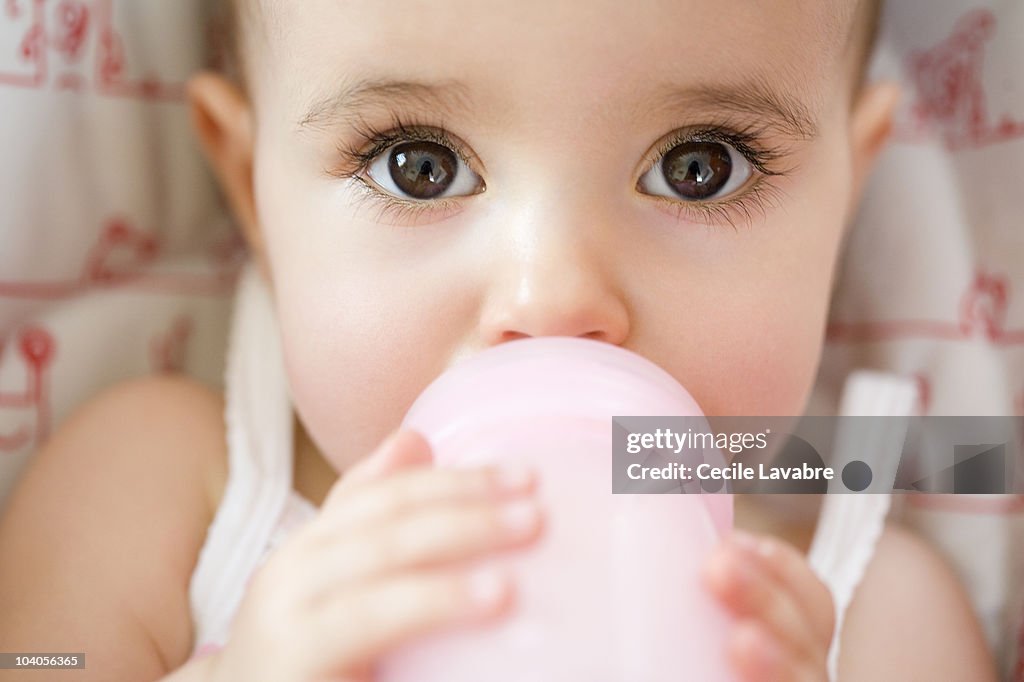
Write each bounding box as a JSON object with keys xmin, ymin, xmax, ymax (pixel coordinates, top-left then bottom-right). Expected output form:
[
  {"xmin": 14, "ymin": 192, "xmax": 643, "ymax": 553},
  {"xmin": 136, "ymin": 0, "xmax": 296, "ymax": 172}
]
[{"xmin": 188, "ymin": 263, "xmax": 915, "ymax": 679}]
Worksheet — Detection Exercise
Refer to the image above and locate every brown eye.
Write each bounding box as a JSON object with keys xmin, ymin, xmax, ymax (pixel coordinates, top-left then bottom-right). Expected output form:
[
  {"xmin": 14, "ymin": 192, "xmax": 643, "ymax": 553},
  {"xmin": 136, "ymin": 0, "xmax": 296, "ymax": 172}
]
[
  {"xmin": 388, "ymin": 141, "xmax": 457, "ymax": 199},
  {"xmin": 366, "ymin": 138, "xmax": 485, "ymax": 201},
  {"xmin": 639, "ymin": 138, "xmax": 752, "ymax": 203},
  {"xmin": 662, "ymin": 142, "xmax": 732, "ymax": 200}
]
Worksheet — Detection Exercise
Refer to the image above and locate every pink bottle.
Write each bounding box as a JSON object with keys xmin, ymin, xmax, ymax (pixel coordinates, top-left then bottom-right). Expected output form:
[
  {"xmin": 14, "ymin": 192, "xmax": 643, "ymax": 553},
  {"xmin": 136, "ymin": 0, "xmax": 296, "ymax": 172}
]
[{"xmin": 377, "ymin": 337, "xmax": 736, "ymax": 681}]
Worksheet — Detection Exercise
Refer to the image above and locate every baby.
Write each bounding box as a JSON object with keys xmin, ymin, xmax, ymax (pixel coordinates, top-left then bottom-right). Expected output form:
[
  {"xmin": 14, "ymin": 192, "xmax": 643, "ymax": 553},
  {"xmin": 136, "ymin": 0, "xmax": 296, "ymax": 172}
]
[{"xmin": 0, "ymin": 0, "xmax": 999, "ymax": 680}]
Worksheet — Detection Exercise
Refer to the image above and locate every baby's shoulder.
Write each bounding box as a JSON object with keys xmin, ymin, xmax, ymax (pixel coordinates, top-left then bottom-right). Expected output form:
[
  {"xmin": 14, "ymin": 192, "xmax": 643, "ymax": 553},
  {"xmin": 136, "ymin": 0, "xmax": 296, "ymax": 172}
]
[
  {"xmin": 0, "ymin": 375, "xmax": 230, "ymax": 674},
  {"xmin": 10, "ymin": 374, "xmax": 230, "ymax": 533},
  {"xmin": 65, "ymin": 374, "xmax": 229, "ymax": 514},
  {"xmin": 838, "ymin": 522, "xmax": 998, "ymax": 680}
]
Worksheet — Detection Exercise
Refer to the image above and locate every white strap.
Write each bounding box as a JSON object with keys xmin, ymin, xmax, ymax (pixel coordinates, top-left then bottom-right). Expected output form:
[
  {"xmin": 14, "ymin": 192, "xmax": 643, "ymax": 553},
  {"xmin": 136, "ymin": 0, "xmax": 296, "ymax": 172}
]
[
  {"xmin": 189, "ymin": 263, "xmax": 294, "ymax": 649},
  {"xmin": 808, "ymin": 371, "xmax": 919, "ymax": 681}
]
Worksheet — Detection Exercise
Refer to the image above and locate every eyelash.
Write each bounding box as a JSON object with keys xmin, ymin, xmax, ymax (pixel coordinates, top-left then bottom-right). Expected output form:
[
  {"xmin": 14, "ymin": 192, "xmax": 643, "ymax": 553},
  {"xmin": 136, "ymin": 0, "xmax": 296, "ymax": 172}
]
[
  {"xmin": 639, "ymin": 123, "xmax": 795, "ymax": 231},
  {"xmin": 329, "ymin": 114, "xmax": 472, "ymax": 224},
  {"xmin": 329, "ymin": 114, "xmax": 796, "ymax": 230}
]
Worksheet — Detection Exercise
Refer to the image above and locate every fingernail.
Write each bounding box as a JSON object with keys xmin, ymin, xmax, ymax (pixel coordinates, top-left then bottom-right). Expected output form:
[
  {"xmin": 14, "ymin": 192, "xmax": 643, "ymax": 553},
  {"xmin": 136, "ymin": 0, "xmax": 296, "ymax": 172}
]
[
  {"xmin": 499, "ymin": 500, "xmax": 540, "ymax": 536},
  {"xmin": 730, "ymin": 530, "xmax": 779, "ymax": 562},
  {"xmin": 730, "ymin": 556, "xmax": 757, "ymax": 588},
  {"xmin": 466, "ymin": 568, "xmax": 507, "ymax": 609},
  {"xmin": 730, "ymin": 530, "xmax": 761, "ymax": 553},
  {"xmin": 496, "ymin": 465, "xmax": 534, "ymax": 492}
]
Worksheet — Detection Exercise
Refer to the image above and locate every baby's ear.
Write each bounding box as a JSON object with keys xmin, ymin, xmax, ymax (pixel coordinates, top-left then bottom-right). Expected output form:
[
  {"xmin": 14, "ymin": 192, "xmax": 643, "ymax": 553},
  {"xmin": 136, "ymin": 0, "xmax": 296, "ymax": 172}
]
[
  {"xmin": 187, "ymin": 73, "xmax": 265, "ymax": 271},
  {"xmin": 849, "ymin": 81, "xmax": 901, "ymax": 205}
]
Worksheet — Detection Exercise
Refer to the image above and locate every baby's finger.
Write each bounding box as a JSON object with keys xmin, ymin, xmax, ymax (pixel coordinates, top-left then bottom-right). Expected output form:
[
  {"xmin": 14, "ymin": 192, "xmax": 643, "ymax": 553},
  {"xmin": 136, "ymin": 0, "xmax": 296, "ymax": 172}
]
[
  {"xmin": 703, "ymin": 544, "xmax": 824, "ymax": 668},
  {"xmin": 303, "ymin": 567, "xmax": 512, "ymax": 674},
  {"xmin": 729, "ymin": 620, "xmax": 825, "ymax": 682},
  {"xmin": 324, "ymin": 430, "xmax": 434, "ymax": 506},
  {"xmin": 730, "ymin": 531, "xmax": 835, "ymax": 649},
  {"xmin": 311, "ymin": 498, "xmax": 543, "ymax": 587},
  {"xmin": 315, "ymin": 464, "xmax": 536, "ymax": 538}
]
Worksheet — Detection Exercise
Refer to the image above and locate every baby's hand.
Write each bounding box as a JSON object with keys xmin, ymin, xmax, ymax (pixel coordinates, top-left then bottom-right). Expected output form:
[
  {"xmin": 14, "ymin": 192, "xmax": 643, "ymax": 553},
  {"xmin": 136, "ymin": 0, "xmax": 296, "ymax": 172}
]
[
  {"xmin": 703, "ymin": 531, "xmax": 835, "ymax": 682},
  {"xmin": 208, "ymin": 430, "xmax": 543, "ymax": 682}
]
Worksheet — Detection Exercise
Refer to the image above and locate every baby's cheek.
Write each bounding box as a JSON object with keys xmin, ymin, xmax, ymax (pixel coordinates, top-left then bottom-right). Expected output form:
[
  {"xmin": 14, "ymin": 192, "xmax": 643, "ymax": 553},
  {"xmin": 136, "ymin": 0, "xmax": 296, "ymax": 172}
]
[
  {"xmin": 716, "ymin": 266, "xmax": 837, "ymax": 416},
  {"xmin": 274, "ymin": 284, "xmax": 462, "ymax": 473},
  {"xmin": 710, "ymin": 310, "xmax": 823, "ymax": 417},
  {"xmin": 280, "ymin": 322, "xmax": 409, "ymax": 471},
  {"xmin": 651, "ymin": 274, "xmax": 835, "ymax": 417}
]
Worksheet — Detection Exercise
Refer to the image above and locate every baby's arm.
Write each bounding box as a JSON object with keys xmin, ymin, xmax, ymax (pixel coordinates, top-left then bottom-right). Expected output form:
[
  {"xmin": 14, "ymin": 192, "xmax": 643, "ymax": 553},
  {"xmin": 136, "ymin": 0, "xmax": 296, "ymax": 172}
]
[
  {"xmin": 838, "ymin": 523, "xmax": 997, "ymax": 680},
  {"xmin": 0, "ymin": 376, "xmax": 228, "ymax": 682}
]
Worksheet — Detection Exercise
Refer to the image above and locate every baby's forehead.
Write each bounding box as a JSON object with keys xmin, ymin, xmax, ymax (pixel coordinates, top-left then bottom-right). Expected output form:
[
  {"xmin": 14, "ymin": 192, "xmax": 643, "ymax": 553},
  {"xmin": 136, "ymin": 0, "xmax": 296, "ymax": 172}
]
[
  {"xmin": 245, "ymin": 0, "xmax": 870, "ymax": 125},
  {"xmin": 253, "ymin": 0, "xmax": 865, "ymax": 55}
]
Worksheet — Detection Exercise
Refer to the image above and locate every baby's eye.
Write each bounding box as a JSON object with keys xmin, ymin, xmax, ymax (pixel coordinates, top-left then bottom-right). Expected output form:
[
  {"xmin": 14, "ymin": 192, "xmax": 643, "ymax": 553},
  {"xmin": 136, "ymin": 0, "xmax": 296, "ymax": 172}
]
[
  {"xmin": 366, "ymin": 141, "xmax": 484, "ymax": 201},
  {"xmin": 638, "ymin": 140, "xmax": 753, "ymax": 202}
]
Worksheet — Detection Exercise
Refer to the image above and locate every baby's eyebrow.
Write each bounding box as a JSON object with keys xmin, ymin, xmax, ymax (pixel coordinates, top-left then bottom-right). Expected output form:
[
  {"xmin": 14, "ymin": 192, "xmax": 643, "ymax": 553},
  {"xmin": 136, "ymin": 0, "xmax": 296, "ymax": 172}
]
[
  {"xmin": 297, "ymin": 75, "xmax": 819, "ymax": 142},
  {"xmin": 648, "ymin": 77, "xmax": 820, "ymax": 141},
  {"xmin": 297, "ymin": 78, "xmax": 473, "ymax": 132}
]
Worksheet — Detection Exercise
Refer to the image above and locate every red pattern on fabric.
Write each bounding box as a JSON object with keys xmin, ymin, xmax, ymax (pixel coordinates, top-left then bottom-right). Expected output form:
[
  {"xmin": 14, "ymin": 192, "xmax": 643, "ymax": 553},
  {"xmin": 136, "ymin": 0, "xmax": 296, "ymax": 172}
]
[
  {"xmin": 894, "ymin": 9, "xmax": 1024, "ymax": 149},
  {"xmin": 828, "ymin": 269, "xmax": 1022, "ymax": 344},
  {"xmin": 0, "ymin": 217, "xmax": 241, "ymax": 300},
  {"xmin": 0, "ymin": 326, "xmax": 54, "ymax": 452},
  {"xmin": 150, "ymin": 314, "xmax": 194, "ymax": 374},
  {"xmin": 0, "ymin": 0, "xmax": 184, "ymax": 100}
]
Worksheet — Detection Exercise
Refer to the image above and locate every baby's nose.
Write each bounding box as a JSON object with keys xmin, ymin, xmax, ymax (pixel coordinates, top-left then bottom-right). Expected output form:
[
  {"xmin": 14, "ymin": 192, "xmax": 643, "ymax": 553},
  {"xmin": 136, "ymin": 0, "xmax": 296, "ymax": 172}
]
[{"xmin": 477, "ymin": 230, "xmax": 631, "ymax": 346}]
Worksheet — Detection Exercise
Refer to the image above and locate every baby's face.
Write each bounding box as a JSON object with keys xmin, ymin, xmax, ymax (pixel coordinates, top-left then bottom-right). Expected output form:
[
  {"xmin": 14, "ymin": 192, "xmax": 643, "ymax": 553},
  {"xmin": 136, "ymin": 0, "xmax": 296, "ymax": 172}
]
[{"xmin": 214, "ymin": 0, "xmax": 891, "ymax": 471}]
